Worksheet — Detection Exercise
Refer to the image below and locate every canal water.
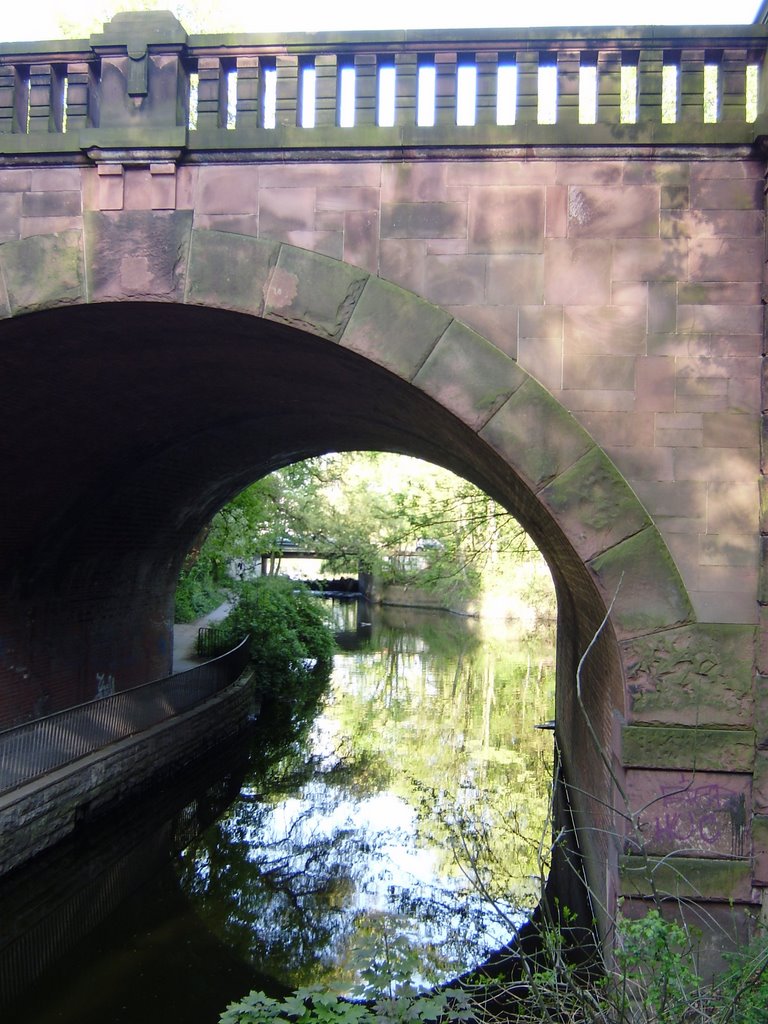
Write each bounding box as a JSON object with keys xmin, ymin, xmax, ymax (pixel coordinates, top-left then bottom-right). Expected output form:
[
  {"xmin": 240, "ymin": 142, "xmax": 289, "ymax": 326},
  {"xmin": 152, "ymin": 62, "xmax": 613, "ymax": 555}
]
[{"xmin": 0, "ymin": 600, "xmax": 555, "ymax": 1023}]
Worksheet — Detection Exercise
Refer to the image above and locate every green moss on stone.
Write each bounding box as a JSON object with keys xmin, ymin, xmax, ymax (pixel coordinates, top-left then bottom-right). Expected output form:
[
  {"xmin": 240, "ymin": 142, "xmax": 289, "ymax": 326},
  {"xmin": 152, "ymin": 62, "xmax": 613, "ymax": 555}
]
[
  {"xmin": 589, "ymin": 527, "xmax": 694, "ymax": 636},
  {"xmin": 0, "ymin": 230, "xmax": 84, "ymax": 314},
  {"xmin": 622, "ymin": 725, "xmax": 755, "ymax": 772},
  {"xmin": 619, "ymin": 854, "xmax": 752, "ymax": 901},
  {"xmin": 340, "ymin": 275, "xmax": 452, "ymax": 379},
  {"xmin": 539, "ymin": 446, "xmax": 651, "ymax": 561},
  {"xmin": 413, "ymin": 319, "xmax": 527, "ymax": 429},
  {"xmin": 263, "ymin": 245, "xmax": 369, "ymax": 342},
  {"xmin": 186, "ymin": 230, "xmax": 279, "ymax": 316},
  {"xmin": 623, "ymin": 623, "xmax": 755, "ymax": 727},
  {"xmin": 479, "ymin": 377, "xmax": 594, "ymax": 491}
]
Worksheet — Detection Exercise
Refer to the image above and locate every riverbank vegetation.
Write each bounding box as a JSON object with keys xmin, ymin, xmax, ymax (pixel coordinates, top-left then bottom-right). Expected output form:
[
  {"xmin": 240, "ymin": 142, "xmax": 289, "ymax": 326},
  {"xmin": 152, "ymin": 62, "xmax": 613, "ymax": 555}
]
[
  {"xmin": 218, "ymin": 576, "xmax": 336, "ymax": 694},
  {"xmin": 218, "ymin": 912, "xmax": 768, "ymax": 1024},
  {"xmin": 174, "ymin": 453, "xmax": 554, "ymax": 625}
]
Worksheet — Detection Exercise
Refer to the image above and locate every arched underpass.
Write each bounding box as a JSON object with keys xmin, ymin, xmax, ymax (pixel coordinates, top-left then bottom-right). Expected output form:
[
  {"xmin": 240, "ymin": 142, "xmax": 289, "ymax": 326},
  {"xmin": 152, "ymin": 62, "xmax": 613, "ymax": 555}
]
[{"xmin": 0, "ymin": 243, "xmax": 701, "ymax": 948}]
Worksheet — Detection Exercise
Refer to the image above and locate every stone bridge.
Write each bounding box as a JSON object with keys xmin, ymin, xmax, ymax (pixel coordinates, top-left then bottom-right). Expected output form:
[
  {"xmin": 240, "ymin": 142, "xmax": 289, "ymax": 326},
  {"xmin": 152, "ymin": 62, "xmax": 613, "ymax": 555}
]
[{"xmin": 0, "ymin": 9, "xmax": 766, "ymax": 952}]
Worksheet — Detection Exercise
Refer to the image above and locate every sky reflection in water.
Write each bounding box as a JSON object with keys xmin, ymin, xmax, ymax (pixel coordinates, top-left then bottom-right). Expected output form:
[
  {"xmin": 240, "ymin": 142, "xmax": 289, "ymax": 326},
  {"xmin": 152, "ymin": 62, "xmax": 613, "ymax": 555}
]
[{"xmin": 178, "ymin": 602, "xmax": 556, "ymax": 993}]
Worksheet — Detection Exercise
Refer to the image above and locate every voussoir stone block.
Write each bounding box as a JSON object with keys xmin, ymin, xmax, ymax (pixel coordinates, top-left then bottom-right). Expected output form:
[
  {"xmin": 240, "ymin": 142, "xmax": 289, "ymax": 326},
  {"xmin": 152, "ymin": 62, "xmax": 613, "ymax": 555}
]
[
  {"xmin": 479, "ymin": 378, "xmax": 594, "ymax": 490},
  {"xmin": 413, "ymin": 319, "xmax": 527, "ymax": 430},
  {"xmin": 186, "ymin": 229, "xmax": 279, "ymax": 316},
  {"xmin": 340, "ymin": 275, "xmax": 452, "ymax": 379},
  {"xmin": 588, "ymin": 527, "xmax": 694, "ymax": 637},
  {"xmin": 622, "ymin": 623, "xmax": 755, "ymax": 727},
  {"xmin": 84, "ymin": 210, "xmax": 192, "ymax": 302},
  {"xmin": 263, "ymin": 245, "xmax": 369, "ymax": 342},
  {"xmin": 538, "ymin": 446, "xmax": 651, "ymax": 562},
  {"xmin": 0, "ymin": 230, "xmax": 84, "ymax": 315}
]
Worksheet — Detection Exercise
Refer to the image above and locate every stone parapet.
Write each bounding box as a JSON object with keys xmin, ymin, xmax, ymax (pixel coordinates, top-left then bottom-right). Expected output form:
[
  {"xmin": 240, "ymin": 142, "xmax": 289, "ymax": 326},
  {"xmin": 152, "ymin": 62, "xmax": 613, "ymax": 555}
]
[{"xmin": 0, "ymin": 14, "xmax": 767, "ymax": 162}]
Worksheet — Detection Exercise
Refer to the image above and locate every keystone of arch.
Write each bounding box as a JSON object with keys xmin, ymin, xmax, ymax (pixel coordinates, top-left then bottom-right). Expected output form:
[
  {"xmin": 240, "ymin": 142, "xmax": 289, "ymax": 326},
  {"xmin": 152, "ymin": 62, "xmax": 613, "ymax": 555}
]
[{"xmin": 0, "ymin": 220, "xmax": 694, "ymax": 639}]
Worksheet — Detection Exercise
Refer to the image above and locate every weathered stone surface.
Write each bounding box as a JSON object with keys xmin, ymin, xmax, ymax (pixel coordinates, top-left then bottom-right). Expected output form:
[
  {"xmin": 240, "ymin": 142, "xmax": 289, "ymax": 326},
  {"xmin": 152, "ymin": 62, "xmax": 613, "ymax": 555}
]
[
  {"xmin": 468, "ymin": 186, "xmax": 544, "ymax": 253},
  {"xmin": 0, "ymin": 230, "xmax": 84, "ymax": 314},
  {"xmin": 486, "ymin": 254, "xmax": 544, "ymax": 304},
  {"xmin": 612, "ymin": 238, "xmax": 686, "ymax": 282},
  {"xmin": 626, "ymin": 770, "xmax": 749, "ymax": 860},
  {"xmin": 588, "ymin": 528, "xmax": 694, "ymax": 637},
  {"xmin": 196, "ymin": 165, "xmax": 260, "ymax": 214},
  {"xmin": 479, "ymin": 378, "xmax": 594, "ymax": 490},
  {"xmin": 564, "ymin": 304, "xmax": 646, "ymax": 356},
  {"xmin": 263, "ymin": 245, "xmax": 368, "ymax": 341},
  {"xmin": 423, "ymin": 253, "xmax": 486, "ymax": 306},
  {"xmin": 623, "ymin": 725, "xmax": 754, "ymax": 771},
  {"xmin": 380, "ymin": 201, "xmax": 466, "ymax": 239},
  {"xmin": 620, "ymin": 855, "xmax": 752, "ymax": 901},
  {"xmin": 186, "ymin": 230, "xmax": 280, "ymax": 315},
  {"xmin": 413, "ymin": 319, "xmax": 527, "ymax": 430},
  {"xmin": 689, "ymin": 238, "xmax": 762, "ymax": 283},
  {"xmin": 624, "ymin": 769, "xmax": 751, "ymax": 859},
  {"xmin": 21, "ymin": 191, "xmax": 81, "ymax": 219},
  {"xmin": 753, "ymin": 815, "xmax": 768, "ymax": 885},
  {"xmin": 752, "ymin": 750, "xmax": 768, "ymax": 813},
  {"xmin": 622, "ymin": 623, "xmax": 755, "ymax": 726},
  {"xmin": 259, "ymin": 186, "xmax": 315, "ymax": 236},
  {"xmin": 339, "ymin": 275, "xmax": 452, "ymax": 379},
  {"xmin": 539, "ymin": 447, "xmax": 651, "ymax": 561},
  {"xmin": 543, "ymin": 238, "xmax": 611, "ymax": 304},
  {"xmin": 568, "ymin": 185, "xmax": 659, "ymax": 237},
  {"xmin": 84, "ymin": 211, "xmax": 192, "ymax": 302}
]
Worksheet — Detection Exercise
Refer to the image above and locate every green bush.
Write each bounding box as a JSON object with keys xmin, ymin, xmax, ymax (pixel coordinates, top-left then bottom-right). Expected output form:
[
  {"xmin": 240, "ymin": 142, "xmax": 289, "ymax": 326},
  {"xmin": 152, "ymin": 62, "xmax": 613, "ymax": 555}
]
[
  {"xmin": 174, "ymin": 551, "xmax": 228, "ymax": 623},
  {"xmin": 220, "ymin": 576, "xmax": 336, "ymax": 693}
]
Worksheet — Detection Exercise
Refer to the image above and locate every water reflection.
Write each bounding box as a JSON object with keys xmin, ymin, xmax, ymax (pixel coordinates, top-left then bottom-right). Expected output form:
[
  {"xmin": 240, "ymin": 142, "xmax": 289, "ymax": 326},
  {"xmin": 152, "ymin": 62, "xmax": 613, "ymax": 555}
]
[
  {"xmin": 0, "ymin": 600, "xmax": 554, "ymax": 1022},
  {"xmin": 178, "ymin": 600, "xmax": 555, "ymax": 993}
]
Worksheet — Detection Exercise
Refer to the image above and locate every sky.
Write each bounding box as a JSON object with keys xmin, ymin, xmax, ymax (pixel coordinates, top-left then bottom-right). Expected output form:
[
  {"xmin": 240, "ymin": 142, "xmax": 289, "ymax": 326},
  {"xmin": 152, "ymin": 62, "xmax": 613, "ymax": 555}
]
[{"xmin": 0, "ymin": 0, "xmax": 764, "ymax": 41}]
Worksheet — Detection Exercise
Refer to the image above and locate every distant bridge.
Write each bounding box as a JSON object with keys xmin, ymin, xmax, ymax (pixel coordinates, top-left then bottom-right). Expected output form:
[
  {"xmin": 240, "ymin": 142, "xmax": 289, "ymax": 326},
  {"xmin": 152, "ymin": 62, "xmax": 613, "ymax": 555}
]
[{"xmin": 0, "ymin": 8, "xmax": 766, "ymax": 957}]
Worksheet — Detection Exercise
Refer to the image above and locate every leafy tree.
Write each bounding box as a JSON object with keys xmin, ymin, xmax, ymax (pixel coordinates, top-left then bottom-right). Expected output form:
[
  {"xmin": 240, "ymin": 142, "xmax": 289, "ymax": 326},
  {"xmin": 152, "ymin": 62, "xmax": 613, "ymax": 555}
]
[
  {"xmin": 219, "ymin": 576, "xmax": 336, "ymax": 694},
  {"xmin": 174, "ymin": 452, "xmax": 554, "ymax": 622}
]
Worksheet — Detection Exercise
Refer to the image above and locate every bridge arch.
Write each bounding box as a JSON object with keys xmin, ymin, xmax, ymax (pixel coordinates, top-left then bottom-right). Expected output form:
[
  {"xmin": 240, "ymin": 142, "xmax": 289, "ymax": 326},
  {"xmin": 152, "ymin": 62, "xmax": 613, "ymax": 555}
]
[{"xmin": 0, "ymin": 221, "xmax": 695, "ymax": 933}]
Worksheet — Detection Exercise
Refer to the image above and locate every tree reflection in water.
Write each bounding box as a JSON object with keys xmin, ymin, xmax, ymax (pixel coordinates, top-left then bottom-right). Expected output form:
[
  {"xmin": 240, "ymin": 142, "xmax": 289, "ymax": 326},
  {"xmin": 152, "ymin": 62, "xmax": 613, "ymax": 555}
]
[{"xmin": 176, "ymin": 603, "xmax": 555, "ymax": 994}]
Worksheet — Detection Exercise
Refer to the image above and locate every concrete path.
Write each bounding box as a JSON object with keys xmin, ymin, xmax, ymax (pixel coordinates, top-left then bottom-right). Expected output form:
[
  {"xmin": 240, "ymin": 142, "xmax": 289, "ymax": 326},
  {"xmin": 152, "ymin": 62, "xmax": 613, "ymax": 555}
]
[{"xmin": 172, "ymin": 599, "xmax": 234, "ymax": 672}]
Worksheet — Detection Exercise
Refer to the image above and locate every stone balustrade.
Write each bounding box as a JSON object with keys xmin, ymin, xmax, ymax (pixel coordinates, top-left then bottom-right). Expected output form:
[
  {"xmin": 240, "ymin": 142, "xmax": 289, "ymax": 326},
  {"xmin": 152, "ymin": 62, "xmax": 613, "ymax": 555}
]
[{"xmin": 0, "ymin": 11, "xmax": 766, "ymax": 160}]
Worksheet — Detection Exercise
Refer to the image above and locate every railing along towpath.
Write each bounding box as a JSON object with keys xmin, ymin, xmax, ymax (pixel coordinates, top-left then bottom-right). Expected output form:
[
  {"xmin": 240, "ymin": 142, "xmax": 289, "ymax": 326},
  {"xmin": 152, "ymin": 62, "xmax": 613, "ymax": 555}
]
[{"xmin": 0, "ymin": 637, "xmax": 250, "ymax": 795}]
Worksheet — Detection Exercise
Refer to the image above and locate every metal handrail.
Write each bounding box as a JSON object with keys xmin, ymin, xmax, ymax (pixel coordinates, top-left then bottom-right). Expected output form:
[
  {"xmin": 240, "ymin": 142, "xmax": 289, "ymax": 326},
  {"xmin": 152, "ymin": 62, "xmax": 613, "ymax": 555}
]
[{"xmin": 0, "ymin": 636, "xmax": 250, "ymax": 796}]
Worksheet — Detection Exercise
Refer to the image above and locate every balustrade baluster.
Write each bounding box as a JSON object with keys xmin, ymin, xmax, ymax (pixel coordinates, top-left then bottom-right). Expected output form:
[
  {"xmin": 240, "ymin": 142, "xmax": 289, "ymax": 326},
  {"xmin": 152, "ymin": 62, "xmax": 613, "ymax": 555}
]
[
  {"xmin": 680, "ymin": 49, "xmax": 705, "ymax": 124},
  {"xmin": 557, "ymin": 49, "xmax": 580, "ymax": 124},
  {"xmin": 515, "ymin": 50, "xmax": 538, "ymax": 125},
  {"xmin": 637, "ymin": 47, "xmax": 664, "ymax": 124},
  {"xmin": 597, "ymin": 50, "xmax": 621, "ymax": 125},
  {"xmin": 28, "ymin": 63, "xmax": 63, "ymax": 133},
  {"xmin": 276, "ymin": 55, "xmax": 299, "ymax": 127},
  {"xmin": 720, "ymin": 48, "xmax": 748, "ymax": 122},
  {"xmin": 65, "ymin": 62, "xmax": 92, "ymax": 132},
  {"xmin": 314, "ymin": 54, "xmax": 338, "ymax": 127},
  {"xmin": 353, "ymin": 53, "xmax": 377, "ymax": 126},
  {"xmin": 434, "ymin": 51, "xmax": 457, "ymax": 126},
  {"xmin": 236, "ymin": 56, "xmax": 260, "ymax": 129},
  {"xmin": 395, "ymin": 52, "xmax": 418, "ymax": 126},
  {"xmin": 475, "ymin": 51, "xmax": 498, "ymax": 126},
  {"xmin": 196, "ymin": 57, "xmax": 227, "ymax": 130},
  {"xmin": 0, "ymin": 65, "xmax": 25, "ymax": 134}
]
